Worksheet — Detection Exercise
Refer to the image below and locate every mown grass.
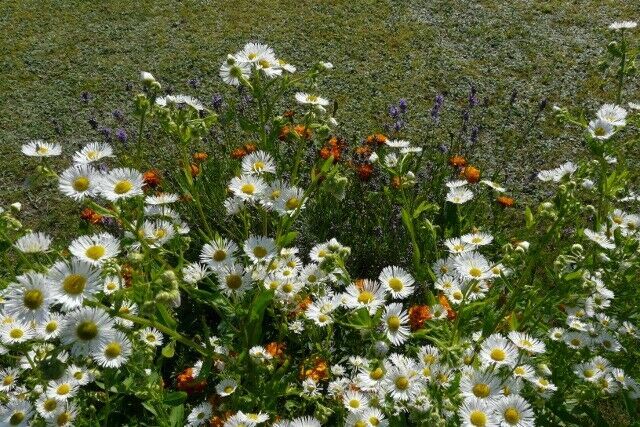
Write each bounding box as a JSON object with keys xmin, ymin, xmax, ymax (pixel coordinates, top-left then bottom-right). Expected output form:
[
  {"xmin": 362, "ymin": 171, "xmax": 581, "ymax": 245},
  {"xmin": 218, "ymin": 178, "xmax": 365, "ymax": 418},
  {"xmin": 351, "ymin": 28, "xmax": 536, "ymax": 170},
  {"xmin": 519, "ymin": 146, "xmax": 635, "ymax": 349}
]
[{"xmin": 0, "ymin": 0, "xmax": 638, "ymax": 240}]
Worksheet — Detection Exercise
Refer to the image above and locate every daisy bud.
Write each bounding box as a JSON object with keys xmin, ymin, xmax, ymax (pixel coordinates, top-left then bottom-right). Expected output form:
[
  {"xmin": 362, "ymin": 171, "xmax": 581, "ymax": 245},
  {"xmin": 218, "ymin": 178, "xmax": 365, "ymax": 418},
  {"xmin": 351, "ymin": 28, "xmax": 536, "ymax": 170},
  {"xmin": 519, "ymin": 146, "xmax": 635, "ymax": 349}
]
[
  {"xmin": 319, "ymin": 61, "xmax": 333, "ymax": 70},
  {"xmin": 368, "ymin": 152, "xmax": 379, "ymax": 163},
  {"xmin": 598, "ymin": 253, "xmax": 612, "ymax": 263},
  {"xmin": 571, "ymin": 244, "xmax": 584, "ymax": 255},
  {"xmin": 329, "ymin": 117, "xmax": 338, "ymax": 127},
  {"xmin": 140, "ymin": 71, "xmax": 156, "ymax": 83},
  {"xmin": 10, "ymin": 202, "xmax": 22, "ymax": 212}
]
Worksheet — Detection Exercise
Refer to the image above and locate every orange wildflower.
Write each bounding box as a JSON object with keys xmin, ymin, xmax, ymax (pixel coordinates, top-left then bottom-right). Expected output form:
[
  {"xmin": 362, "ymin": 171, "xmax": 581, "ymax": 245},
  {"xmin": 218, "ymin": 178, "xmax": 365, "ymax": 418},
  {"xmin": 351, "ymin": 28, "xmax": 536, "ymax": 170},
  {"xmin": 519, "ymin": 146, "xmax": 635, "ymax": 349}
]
[
  {"xmin": 190, "ymin": 164, "xmax": 200, "ymax": 177},
  {"xmin": 365, "ymin": 133, "xmax": 388, "ymax": 146},
  {"xmin": 265, "ymin": 342, "xmax": 286, "ymax": 361},
  {"xmin": 193, "ymin": 152, "xmax": 208, "ymax": 162},
  {"xmin": 80, "ymin": 208, "xmax": 102, "ymax": 225},
  {"xmin": 497, "ymin": 195, "xmax": 515, "ymax": 207},
  {"xmin": 243, "ymin": 143, "xmax": 257, "ymax": 154},
  {"xmin": 176, "ymin": 367, "xmax": 207, "ymax": 395},
  {"xmin": 300, "ymin": 357, "xmax": 329, "ymax": 382},
  {"xmin": 463, "ymin": 165, "xmax": 480, "ymax": 183},
  {"xmin": 448, "ymin": 155, "xmax": 467, "ymax": 168},
  {"xmin": 356, "ymin": 163, "xmax": 374, "ymax": 181},
  {"xmin": 231, "ymin": 148, "xmax": 247, "ymax": 159},
  {"xmin": 438, "ymin": 293, "xmax": 457, "ymax": 320},
  {"xmin": 143, "ymin": 169, "xmax": 161, "ymax": 188},
  {"xmin": 408, "ymin": 305, "xmax": 432, "ymax": 331},
  {"xmin": 391, "ymin": 176, "xmax": 402, "ymax": 189},
  {"xmin": 355, "ymin": 145, "xmax": 372, "ymax": 157}
]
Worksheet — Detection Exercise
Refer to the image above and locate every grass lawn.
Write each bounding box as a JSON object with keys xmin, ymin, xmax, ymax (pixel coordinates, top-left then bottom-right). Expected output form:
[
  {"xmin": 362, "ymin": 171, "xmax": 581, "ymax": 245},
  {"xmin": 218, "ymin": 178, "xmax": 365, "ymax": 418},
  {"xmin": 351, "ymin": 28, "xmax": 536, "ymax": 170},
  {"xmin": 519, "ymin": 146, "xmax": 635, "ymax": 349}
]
[{"xmin": 1, "ymin": 0, "xmax": 638, "ymax": 239}]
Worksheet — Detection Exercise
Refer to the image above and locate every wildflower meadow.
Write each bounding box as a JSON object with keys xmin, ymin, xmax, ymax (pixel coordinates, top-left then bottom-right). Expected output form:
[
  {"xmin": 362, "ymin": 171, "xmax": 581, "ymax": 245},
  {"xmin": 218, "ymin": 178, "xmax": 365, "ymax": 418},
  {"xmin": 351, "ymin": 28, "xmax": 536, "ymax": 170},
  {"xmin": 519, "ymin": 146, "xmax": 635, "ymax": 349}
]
[{"xmin": 2, "ymin": 13, "xmax": 640, "ymax": 427}]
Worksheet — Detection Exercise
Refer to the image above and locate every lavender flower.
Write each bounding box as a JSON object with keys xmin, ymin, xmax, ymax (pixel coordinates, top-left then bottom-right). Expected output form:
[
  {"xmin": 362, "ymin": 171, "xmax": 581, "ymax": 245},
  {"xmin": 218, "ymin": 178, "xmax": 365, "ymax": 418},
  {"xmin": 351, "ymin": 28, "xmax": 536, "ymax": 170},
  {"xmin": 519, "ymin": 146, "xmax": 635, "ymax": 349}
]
[
  {"xmin": 112, "ymin": 110, "xmax": 124, "ymax": 121},
  {"xmin": 212, "ymin": 94, "xmax": 224, "ymax": 111},
  {"xmin": 470, "ymin": 126, "xmax": 479, "ymax": 145},
  {"xmin": 188, "ymin": 78, "xmax": 200, "ymax": 89},
  {"xmin": 100, "ymin": 127, "xmax": 112, "ymax": 141},
  {"xmin": 388, "ymin": 105, "xmax": 400, "ymax": 119},
  {"xmin": 431, "ymin": 94, "xmax": 444, "ymax": 122},
  {"xmin": 398, "ymin": 98, "xmax": 408, "ymax": 113},
  {"xmin": 468, "ymin": 86, "xmax": 478, "ymax": 107},
  {"xmin": 115, "ymin": 128, "xmax": 127, "ymax": 143}
]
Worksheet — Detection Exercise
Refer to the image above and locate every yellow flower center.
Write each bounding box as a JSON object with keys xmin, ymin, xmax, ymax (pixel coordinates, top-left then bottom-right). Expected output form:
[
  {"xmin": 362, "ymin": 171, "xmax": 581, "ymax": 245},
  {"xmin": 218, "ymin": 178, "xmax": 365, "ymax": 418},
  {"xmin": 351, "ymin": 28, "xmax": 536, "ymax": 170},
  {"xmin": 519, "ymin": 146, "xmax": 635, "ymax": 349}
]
[
  {"xmin": 594, "ymin": 126, "xmax": 605, "ymax": 136},
  {"xmin": 104, "ymin": 342, "xmax": 122, "ymax": 358},
  {"xmin": 270, "ymin": 190, "xmax": 281, "ymax": 200},
  {"xmin": 212, "ymin": 249, "xmax": 227, "ymax": 262},
  {"xmin": 9, "ymin": 329, "xmax": 23, "ymax": 339},
  {"xmin": 86, "ymin": 150, "xmax": 98, "ymax": 160},
  {"xmin": 63, "ymin": 274, "xmax": 87, "ymax": 295},
  {"xmin": 387, "ymin": 315, "xmax": 401, "ymax": 331},
  {"xmin": 388, "ymin": 278, "xmax": 404, "ymax": 292},
  {"xmin": 114, "ymin": 180, "xmax": 133, "ymax": 194},
  {"xmin": 241, "ymin": 183, "xmax": 255, "ymax": 195},
  {"xmin": 349, "ymin": 399, "xmax": 360, "ymax": 408},
  {"xmin": 355, "ymin": 422, "xmax": 367, "ymax": 427},
  {"xmin": 247, "ymin": 53, "xmax": 257, "ymax": 60},
  {"xmin": 3, "ymin": 375, "xmax": 13, "ymax": 386},
  {"xmin": 253, "ymin": 161, "xmax": 266, "ymax": 170},
  {"xmin": 504, "ymin": 408, "xmax": 521, "ymax": 424},
  {"xmin": 472, "ymin": 383, "xmax": 490, "ymax": 398},
  {"xmin": 146, "ymin": 334, "xmax": 156, "ymax": 342},
  {"xmin": 85, "ymin": 245, "xmax": 106, "ymax": 260},
  {"xmin": 224, "ymin": 386, "xmax": 234, "ymax": 393},
  {"xmin": 226, "ymin": 274, "xmax": 242, "ymax": 290},
  {"xmin": 490, "ymin": 348, "xmax": 506, "ymax": 362},
  {"xmin": 45, "ymin": 322, "xmax": 58, "ymax": 333},
  {"xmin": 452, "ymin": 290, "xmax": 463, "ymax": 301},
  {"xmin": 37, "ymin": 146, "xmax": 49, "ymax": 154},
  {"xmin": 56, "ymin": 412, "xmax": 71, "ymax": 426},
  {"xmin": 23, "ymin": 289, "xmax": 44, "ymax": 309},
  {"xmin": 57, "ymin": 383, "xmax": 71, "ymax": 395},
  {"xmin": 469, "ymin": 267, "xmax": 483, "ymax": 278},
  {"xmin": 76, "ymin": 321, "xmax": 98, "ymax": 341},
  {"xmin": 357, "ymin": 291, "xmax": 374, "ymax": 304},
  {"xmin": 318, "ymin": 314, "xmax": 329, "ymax": 323},
  {"xmin": 307, "ymin": 95, "xmax": 318, "ymax": 102},
  {"xmin": 253, "ymin": 246, "xmax": 268, "ymax": 259},
  {"xmin": 73, "ymin": 372, "xmax": 83, "ymax": 380},
  {"xmin": 282, "ymin": 283, "xmax": 294, "ymax": 293},
  {"xmin": 370, "ymin": 367, "xmax": 384, "ymax": 380},
  {"xmin": 470, "ymin": 410, "xmax": 487, "ymax": 426},
  {"xmin": 285, "ymin": 197, "xmax": 300, "ymax": 210},
  {"xmin": 43, "ymin": 398, "xmax": 58, "ymax": 411},
  {"xmin": 9, "ymin": 412, "xmax": 25, "ymax": 425},
  {"xmin": 72, "ymin": 176, "xmax": 90, "ymax": 191},
  {"xmin": 395, "ymin": 376, "xmax": 409, "ymax": 390}
]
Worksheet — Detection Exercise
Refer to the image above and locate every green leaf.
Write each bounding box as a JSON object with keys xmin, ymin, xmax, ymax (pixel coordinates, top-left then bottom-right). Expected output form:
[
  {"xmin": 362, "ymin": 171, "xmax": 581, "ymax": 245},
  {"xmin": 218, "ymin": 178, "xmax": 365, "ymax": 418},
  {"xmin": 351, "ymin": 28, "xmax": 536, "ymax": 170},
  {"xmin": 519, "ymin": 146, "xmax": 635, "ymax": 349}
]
[
  {"xmin": 524, "ymin": 206, "xmax": 535, "ymax": 229},
  {"xmin": 169, "ymin": 405, "xmax": 184, "ymax": 427},
  {"xmin": 246, "ymin": 290, "xmax": 275, "ymax": 347},
  {"xmin": 161, "ymin": 340, "xmax": 176, "ymax": 358},
  {"xmin": 277, "ymin": 231, "xmax": 298, "ymax": 248},
  {"xmin": 164, "ymin": 391, "xmax": 187, "ymax": 406},
  {"xmin": 142, "ymin": 402, "xmax": 158, "ymax": 417},
  {"xmin": 156, "ymin": 305, "xmax": 177, "ymax": 329}
]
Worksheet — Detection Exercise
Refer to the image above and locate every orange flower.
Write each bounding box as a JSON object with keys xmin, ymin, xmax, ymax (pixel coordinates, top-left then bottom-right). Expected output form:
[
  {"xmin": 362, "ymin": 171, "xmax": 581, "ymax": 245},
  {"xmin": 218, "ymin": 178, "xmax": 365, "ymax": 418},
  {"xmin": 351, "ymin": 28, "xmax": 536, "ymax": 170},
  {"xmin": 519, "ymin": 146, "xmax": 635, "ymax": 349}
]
[
  {"xmin": 297, "ymin": 296, "xmax": 312, "ymax": 313},
  {"xmin": 319, "ymin": 136, "xmax": 346, "ymax": 162},
  {"xmin": 354, "ymin": 278, "xmax": 366, "ymax": 291},
  {"xmin": 355, "ymin": 145, "xmax": 372, "ymax": 157},
  {"xmin": 190, "ymin": 164, "xmax": 200, "ymax": 177},
  {"xmin": 265, "ymin": 342, "xmax": 286, "ymax": 360},
  {"xmin": 121, "ymin": 264, "xmax": 133, "ymax": 288},
  {"xmin": 391, "ymin": 176, "xmax": 402, "ymax": 189},
  {"xmin": 365, "ymin": 133, "xmax": 388, "ymax": 146},
  {"xmin": 463, "ymin": 166, "xmax": 480, "ymax": 183},
  {"xmin": 176, "ymin": 367, "xmax": 207, "ymax": 395},
  {"xmin": 497, "ymin": 195, "xmax": 515, "ymax": 207},
  {"xmin": 300, "ymin": 357, "xmax": 329, "ymax": 382},
  {"xmin": 193, "ymin": 152, "xmax": 208, "ymax": 162},
  {"xmin": 408, "ymin": 305, "xmax": 431, "ymax": 331},
  {"xmin": 356, "ymin": 163, "xmax": 374, "ymax": 181},
  {"xmin": 283, "ymin": 110, "xmax": 295, "ymax": 119},
  {"xmin": 231, "ymin": 148, "xmax": 247, "ymax": 159},
  {"xmin": 294, "ymin": 124, "xmax": 312, "ymax": 140},
  {"xmin": 243, "ymin": 143, "xmax": 257, "ymax": 154},
  {"xmin": 80, "ymin": 208, "xmax": 102, "ymax": 225},
  {"xmin": 438, "ymin": 293, "xmax": 457, "ymax": 320},
  {"xmin": 143, "ymin": 169, "xmax": 161, "ymax": 188},
  {"xmin": 448, "ymin": 155, "xmax": 467, "ymax": 168}
]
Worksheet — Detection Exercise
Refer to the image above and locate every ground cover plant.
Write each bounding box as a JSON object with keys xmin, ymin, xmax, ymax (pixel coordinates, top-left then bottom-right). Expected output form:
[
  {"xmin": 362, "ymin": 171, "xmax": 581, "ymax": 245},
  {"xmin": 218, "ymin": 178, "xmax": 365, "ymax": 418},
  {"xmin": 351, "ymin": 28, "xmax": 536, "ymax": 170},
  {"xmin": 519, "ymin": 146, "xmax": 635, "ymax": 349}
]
[{"xmin": 1, "ymin": 14, "xmax": 640, "ymax": 427}]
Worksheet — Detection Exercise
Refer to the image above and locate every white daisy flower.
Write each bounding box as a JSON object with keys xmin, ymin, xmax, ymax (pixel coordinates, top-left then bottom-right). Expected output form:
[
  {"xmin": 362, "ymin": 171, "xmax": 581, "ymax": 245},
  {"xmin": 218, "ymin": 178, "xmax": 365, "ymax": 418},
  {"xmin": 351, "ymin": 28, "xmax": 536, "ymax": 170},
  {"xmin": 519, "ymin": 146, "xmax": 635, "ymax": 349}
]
[
  {"xmin": 382, "ymin": 303, "xmax": 410, "ymax": 346},
  {"xmin": 21, "ymin": 140, "xmax": 61, "ymax": 157},
  {"xmin": 508, "ymin": 331, "xmax": 546, "ymax": 354},
  {"xmin": 14, "ymin": 232, "xmax": 52, "ymax": 253},
  {"xmin": 295, "ymin": 92, "xmax": 330, "ymax": 106},
  {"xmin": 344, "ymin": 279, "xmax": 386, "ymax": 314},
  {"xmin": 237, "ymin": 42, "xmax": 275, "ymax": 64},
  {"xmin": 182, "ymin": 262, "xmax": 210, "ymax": 285},
  {"xmin": 4, "ymin": 272, "xmax": 51, "ymax": 323},
  {"xmin": 145, "ymin": 193, "xmax": 180, "ymax": 205},
  {"xmin": 187, "ymin": 402, "xmax": 212, "ymax": 426},
  {"xmin": 259, "ymin": 180, "xmax": 286, "ymax": 209},
  {"xmin": 228, "ymin": 174, "xmax": 266, "ymax": 202},
  {"xmin": 462, "ymin": 231, "xmax": 493, "ymax": 247},
  {"xmin": 114, "ymin": 300, "xmax": 138, "ymax": 328},
  {"xmin": 0, "ymin": 368, "xmax": 20, "ymax": 392},
  {"xmin": 69, "ymin": 232, "xmax": 120, "ymax": 265},
  {"xmin": 215, "ymin": 378, "xmax": 238, "ymax": 396},
  {"xmin": 219, "ymin": 54, "xmax": 251, "ymax": 86},
  {"xmin": 479, "ymin": 334, "xmax": 518, "ymax": 367},
  {"xmin": 609, "ymin": 21, "xmax": 637, "ymax": 30},
  {"xmin": 72, "ymin": 142, "xmax": 114, "ymax": 164},
  {"xmin": 156, "ymin": 95, "xmax": 204, "ymax": 111},
  {"xmin": 140, "ymin": 71, "xmax": 156, "ymax": 83},
  {"xmin": 492, "ymin": 394, "xmax": 535, "ymax": 426},
  {"xmin": 454, "ymin": 252, "xmax": 492, "ymax": 281},
  {"xmin": 278, "ymin": 59, "xmax": 297, "ymax": 73},
  {"xmin": 383, "ymin": 363, "xmax": 422, "ymax": 401},
  {"xmin": 46, "ymin": 377, "xmax": 78, "ymax": 400},
  {"xmin": 92, "ymin": 330, "xmax": 132, "ymax": 368},
  {"xmin": 60, "ymin": 307, "xmax": 115, "ymax": 356},
  {"xmin": 305, "ymin": 295, "xmax": 339, "ymax": 327},
  {"xmin": 458, "ymin": 398, "xmax": 497, "ymax": 427},
  {"xmin": 200, "ymin": 238, "xmax": 238, "ymax": 271},
  {"xmin": 513, "ymin": 364, "xmax": 536, "ymax": 381},
  {"xmin": 141, "ymin": 219, "xmax": 176, "ymax": 248},
  {"xmin": 378, "ymin": 266, "xmax": 415, "ymax": 299},
  {"xmin": 139, "ymin": 327, "xmax": 163, "ymax": 347},
  {"xmin": 255, "ymin": 56, "xmax": 283, "ymax": 78},
  {"xmin": 447, "ymin": 179, "xmax": 469, "ymax": 188},
  {"xmin": 99, "ymin": 168, "xmax": 144, "ymax": 201},
  {"xmin": 289, "ymin": 416, "xmax": 322, "ymax": 427},
  {"xmin": 36, "ymin": 313, "xmax": 63, "ymax": 341},
  {"xmin": 446, "ymin": 187, "xmax": 474, "ymax": 204},
  {"xmin": 385, "ymin": 139, "xmax": 411, "ymax": 148},
  {"xmin": 51, "ymin": 402, "xmax": 78, "ymax": 427},
  {"xmin": 215, "ymin": 264, "xmax": 250, "ymax": 297},
  {"xmin": 459, "ymin": 369, "xmax": 502, "ymax": 401},
  {"xmin": 0, "ymin": 399, "xmax": 34, "ymax": 426},
  {"xmin": 36, "ymin": 395, "xmax": 63, "ymax": 419},
  {"xmin": 588, "ymin": 118, "xmax": 615, "ymax": 140},
  {"xmin": 343, "ymin": 389, "xmax": 370, "ymax": 412},
  {"xmin": 445, "ymin": 237, "xmax": 472, "ymax": 254},
  {"xmin": 243, "ymin": 235, "xmax": 276, "ymax": 264},
  {"xmin": 273, "ymin": 186, "xmax": 305, "ymax": 216},
  {"xmin": 597, "ymin": 104, "xmax": 627, "ymax": 126},
  {"xmin": 583, "ymin": 228, "xmax": 615, "ymax": 249},
  {"xmin": 67, "ymin": 364, "xmax": 93, "ymax": 386},
  {"xmin": 103, "ymin": 275, "xmax": 121, "ymax": 295},
  {"xmin": 59, "ymin": 164, "xmax": 100, "ymax": 200},
  {"xmin": 480, "ymin": 180, "xmax": 506, "ymax": 192},
  {"xmin": 48, "ymin": 259, "xmax": 101, "ymax": 311},
  {"xmin": 241, "ymin": 151, "xmax": 276, "ymax": 175}
]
